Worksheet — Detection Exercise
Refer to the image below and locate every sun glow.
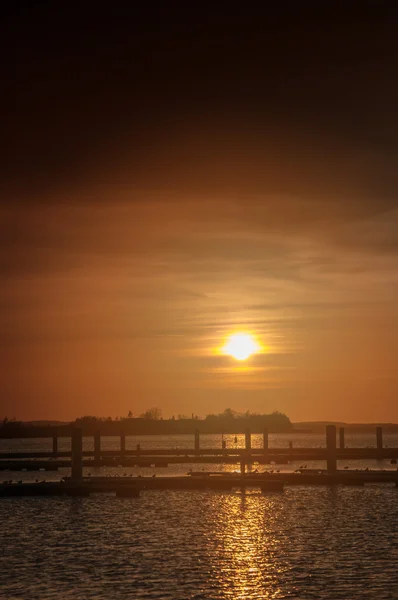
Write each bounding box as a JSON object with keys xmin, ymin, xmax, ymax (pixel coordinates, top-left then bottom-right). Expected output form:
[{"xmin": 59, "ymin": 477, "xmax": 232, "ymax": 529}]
[{"xmin": 222, "ymin": 333, "xmax": 261, "ymax": 361}]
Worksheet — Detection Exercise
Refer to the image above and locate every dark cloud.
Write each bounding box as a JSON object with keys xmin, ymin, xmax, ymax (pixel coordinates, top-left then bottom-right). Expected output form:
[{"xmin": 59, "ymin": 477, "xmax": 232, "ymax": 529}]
[{"xmin": 2, "ymin": 4, "xmax": 398, "ymax": 202}]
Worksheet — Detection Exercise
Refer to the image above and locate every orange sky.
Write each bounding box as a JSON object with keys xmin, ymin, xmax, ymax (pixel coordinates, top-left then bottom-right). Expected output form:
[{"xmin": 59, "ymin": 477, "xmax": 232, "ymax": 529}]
[
  {"xmin": 2, "ymin": 6, "xmax": 398, "ymax": 422},
  {"xmin": 3, "ymin": 137, "xmax": 398, "ymax": 421}
]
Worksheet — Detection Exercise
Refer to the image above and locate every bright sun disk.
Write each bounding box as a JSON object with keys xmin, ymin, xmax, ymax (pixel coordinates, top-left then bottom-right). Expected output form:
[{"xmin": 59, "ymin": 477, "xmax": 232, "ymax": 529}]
[{"xmin": 222, "ymin": 333, "xmax": 260, "ymax": 361}]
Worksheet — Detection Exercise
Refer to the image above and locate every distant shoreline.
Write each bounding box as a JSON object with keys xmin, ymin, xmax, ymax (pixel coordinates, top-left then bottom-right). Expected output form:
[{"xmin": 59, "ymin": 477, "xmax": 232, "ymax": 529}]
[
  {"xmin": 293, "ymin": 422, "xmax": 398, "ymax": 434},
  {"xmin": 1, "ymin": 420, "xmax": 398, "ymax": 438}
]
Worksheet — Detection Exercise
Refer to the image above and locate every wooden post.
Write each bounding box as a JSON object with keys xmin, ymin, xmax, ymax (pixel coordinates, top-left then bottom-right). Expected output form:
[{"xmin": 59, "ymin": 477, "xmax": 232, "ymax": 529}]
[
  {"xmin": 136, "ymin": 443, "xmax": 141, "ymax": 457},
  {"xmin": 326, "ymin": 425, "xmax": 337, "ymax": 473},
  {"xmin": 263, "ymin": 427, "xmax": 268, "ymax": 460},
  {"xmin": 376, "ymin": 427, "xmax": 383, "ymax": 457},
  {"xmin": 71, "ymin": 428, "xmax": 83, "ymax": 480},
  {"xmin": 240, "ymin": 459, "xmax": 245, "ymax": 475},
  {"xmin": 120, "ymin": 431, "xmax": 126, "ymax": 458},
  {"xmin": 194, "ymin": 429, "xmax": 200, "ymax": 452},
  {"xmin": 245, "ymin": 428, "xmax": 251, "ymax": 451},
  {"xmin": 94, "ymin": 431, "xmax": 101, "ymax": 466},
  {"xmin": 289, "ymin": 441, "xmax": 293, "ymax": 460},
  {"xmin": 52, "ymin": 435, "xmax": 58, "ymax": 457},
  {"xmin": 339, "ymin": 427, "xmax": 345, "ymax": 450}
]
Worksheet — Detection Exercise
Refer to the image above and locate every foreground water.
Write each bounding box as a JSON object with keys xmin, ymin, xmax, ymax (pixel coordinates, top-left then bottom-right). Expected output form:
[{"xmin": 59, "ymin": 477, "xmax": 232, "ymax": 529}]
[{"xmin": 1, "ymin": 434, "xmax": 398, "ymax": 599}]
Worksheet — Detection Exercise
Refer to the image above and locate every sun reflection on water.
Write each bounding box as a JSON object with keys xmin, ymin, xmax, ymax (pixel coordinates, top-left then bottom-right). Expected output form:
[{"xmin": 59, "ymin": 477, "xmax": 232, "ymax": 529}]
[{"xmin": 206, "ymin": 491, "xmax": 291, "ymax": 599}]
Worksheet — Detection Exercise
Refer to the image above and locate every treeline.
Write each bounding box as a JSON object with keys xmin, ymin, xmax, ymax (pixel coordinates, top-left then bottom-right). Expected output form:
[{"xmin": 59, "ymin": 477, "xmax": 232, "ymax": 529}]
[
  {"xmin": 73, "ymin": 409, "xmax": 292, "ymax": 434},
  {"xmin": 0, "ymin": 409, "xmax": 292, "ymax": 437}
]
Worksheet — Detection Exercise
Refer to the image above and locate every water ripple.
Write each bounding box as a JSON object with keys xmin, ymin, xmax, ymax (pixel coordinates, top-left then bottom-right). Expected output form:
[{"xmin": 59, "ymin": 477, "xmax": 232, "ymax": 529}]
[{"xmin": 0, "ymin": 487, "xmax": 397, "ymax": 599}]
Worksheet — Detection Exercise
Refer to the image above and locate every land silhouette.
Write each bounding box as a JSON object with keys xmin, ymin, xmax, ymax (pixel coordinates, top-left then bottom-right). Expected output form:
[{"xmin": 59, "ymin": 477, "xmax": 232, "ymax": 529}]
[
  {"xmin": 2, "ymin": 411, "xmax": 398, "ymax": 438},
  {"xmin": 0, "ymin": 409, "xmax": 291, "ymax": 437}
]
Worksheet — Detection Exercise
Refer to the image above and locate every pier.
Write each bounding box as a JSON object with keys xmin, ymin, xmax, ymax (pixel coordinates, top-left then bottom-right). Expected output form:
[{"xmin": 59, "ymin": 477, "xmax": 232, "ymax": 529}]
[
  {"xmin": 1, "ymin": 469, "xmax": 398, "ymax": 498},
  {"xmin": 1, "ymin": 425, "xmax": 398, "ymax": 472},
  {"xmin": 1, "ymin": 426, "xmax": 397, "ymax": 497}
]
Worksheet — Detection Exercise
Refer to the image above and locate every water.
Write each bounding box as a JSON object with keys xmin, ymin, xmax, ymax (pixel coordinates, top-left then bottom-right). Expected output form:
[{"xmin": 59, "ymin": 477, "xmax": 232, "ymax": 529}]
[{"xmin": 1, "ymin": 434, "xmax": 398, "ymax": 599}]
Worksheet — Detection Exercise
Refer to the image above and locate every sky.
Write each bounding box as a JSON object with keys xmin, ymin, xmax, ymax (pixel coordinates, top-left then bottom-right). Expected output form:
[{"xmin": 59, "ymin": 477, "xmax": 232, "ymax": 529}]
[{"xmin": 2, "ymin": 4, "xmax": 398, "ymax": 422}]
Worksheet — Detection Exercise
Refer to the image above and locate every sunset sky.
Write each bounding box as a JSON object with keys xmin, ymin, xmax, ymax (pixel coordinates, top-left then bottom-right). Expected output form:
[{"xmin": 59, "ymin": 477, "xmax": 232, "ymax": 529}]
[{"xmin": 2, "ymin": 4, "xmax": 398, "ymax": 421}]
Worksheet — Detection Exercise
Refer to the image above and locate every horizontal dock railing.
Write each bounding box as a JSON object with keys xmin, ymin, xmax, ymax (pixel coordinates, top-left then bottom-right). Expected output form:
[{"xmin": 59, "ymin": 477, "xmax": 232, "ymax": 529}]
[{"xmin": 1, "ymin": 426, "xmax": 398, "ymax": 475}]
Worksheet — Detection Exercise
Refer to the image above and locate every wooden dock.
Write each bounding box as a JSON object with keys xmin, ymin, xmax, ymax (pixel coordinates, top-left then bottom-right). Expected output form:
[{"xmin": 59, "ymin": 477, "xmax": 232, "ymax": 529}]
[
  {"xmin": 1, "ymin": 426, "xmax": 398, "ymax": 499},
  {"xmin": 1, "ymin": 469, "xmax": 398, "ymax": 498},
  {"xmin": 1, "ymin": 426, "xmax": 397, "ymax": 474},
  {"xmin": 1, "ymin": 422, "xmax": 398, "ymax": 498}
]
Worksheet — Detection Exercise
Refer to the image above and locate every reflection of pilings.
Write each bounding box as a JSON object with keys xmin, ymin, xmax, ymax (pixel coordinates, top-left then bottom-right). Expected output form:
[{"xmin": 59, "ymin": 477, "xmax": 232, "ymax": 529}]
[
  {"xmin": 194, "ymin": 429, "xmax": 200, "ymax": 452},
  {"xmin": 376, "ymin": 427, "xmax": 383, "ymax": 458},
  {"xmin": 52, "ymin": 436, "xmax": 58, "ymax": 457},
  {"xmin": 326, "ymin": 425, "xmax": 337, "ymax": 473},
  {"xmin": 71, "ymin": 429, "xmax": 83, "ymax": 480},
  {"xmin": 339, "ymin": 427, "xmax": 345, "ymax": 450},
  {"xmin": 94, "ymin": 431, "xmax": 101, "ymax": 466}
]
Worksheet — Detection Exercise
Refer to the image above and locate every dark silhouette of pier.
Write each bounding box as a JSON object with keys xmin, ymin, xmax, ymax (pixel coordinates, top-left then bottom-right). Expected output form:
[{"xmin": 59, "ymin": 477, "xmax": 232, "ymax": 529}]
[
  {"xmin": 0, "ymin": 425, "xmax": 396, "ymax": 472},
  {"xmin": 71, "ymin": 424, "xmax": 398, "ymax": 480},
  {"xmin": 1, "ymin": 426, "xmax": 398, "ymax": 497},
  {"xmin": 0, "ymin": 425, "xmax": 397, "ymax": 473}
]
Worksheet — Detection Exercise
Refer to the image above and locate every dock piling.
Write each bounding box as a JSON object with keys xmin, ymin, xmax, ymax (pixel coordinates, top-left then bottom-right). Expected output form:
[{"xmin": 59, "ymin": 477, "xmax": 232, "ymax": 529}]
[
  {"xmin": 94, "ymin": 431, "xmax": 101, "ymax": 466},
  {"xmin": 120, "ymin": 432, "xmax": 126, "ymax": 458},
  {"xmin": 263, "ymin": 427, "xmax": 268, "ymax": 460},
  {"xmin": 194, "ymin": 429, "xmax": 200, "ymax": 452},
  {"xmin": 71, "ymin": 429, "xmax": 83, "ymax": 480},
  {"xmin": 245, "ymin": 428, "xmax": 251, "ymax": 467},
  {"xmin": 376, "ymin": 427, "xmax": 383, "ymax": 457},
  {"xmin": 52, "ymin": 436, "xmax": 58, "ymax": 457},
  {"xmin": 339, "ymin": 427, "xmax": 345, "ymax": 450},
  {"xmin": 245, "ymin": 428, "xmax": 251, "ymax": 451},
  {"xmin": 326, "ymin": 425, "xmax": 337, "ymax": 473}
]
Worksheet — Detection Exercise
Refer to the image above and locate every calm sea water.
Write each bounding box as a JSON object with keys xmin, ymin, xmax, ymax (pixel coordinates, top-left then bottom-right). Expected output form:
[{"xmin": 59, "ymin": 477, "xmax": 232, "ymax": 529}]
[{"xmin": 1, "ymin": 434, "xmax": 398, "ymax": 599}]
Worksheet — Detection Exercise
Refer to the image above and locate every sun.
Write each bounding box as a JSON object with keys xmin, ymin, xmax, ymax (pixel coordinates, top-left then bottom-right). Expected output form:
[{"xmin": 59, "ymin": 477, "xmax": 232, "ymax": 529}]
[{"xmin": 222, "ymin": 333, "xmax": 261, "ymax": 361}]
